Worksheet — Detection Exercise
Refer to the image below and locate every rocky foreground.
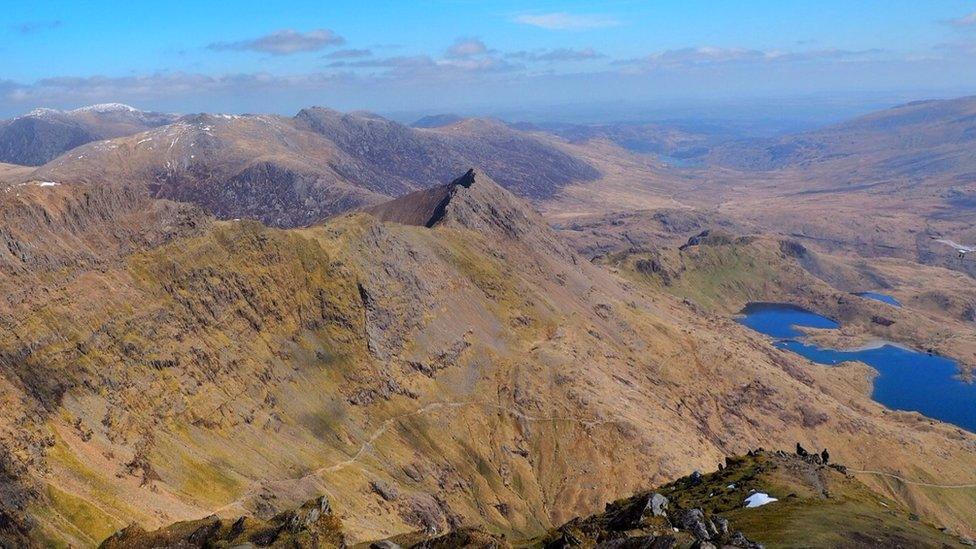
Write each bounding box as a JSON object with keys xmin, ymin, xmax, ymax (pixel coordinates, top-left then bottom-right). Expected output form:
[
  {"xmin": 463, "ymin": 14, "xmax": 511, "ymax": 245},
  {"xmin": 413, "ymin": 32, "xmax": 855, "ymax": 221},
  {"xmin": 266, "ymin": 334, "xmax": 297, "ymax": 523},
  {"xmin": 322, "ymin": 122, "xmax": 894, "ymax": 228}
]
[{"xmin": 99, "ymin": 449, "xmax": 968, "ymax": 548}]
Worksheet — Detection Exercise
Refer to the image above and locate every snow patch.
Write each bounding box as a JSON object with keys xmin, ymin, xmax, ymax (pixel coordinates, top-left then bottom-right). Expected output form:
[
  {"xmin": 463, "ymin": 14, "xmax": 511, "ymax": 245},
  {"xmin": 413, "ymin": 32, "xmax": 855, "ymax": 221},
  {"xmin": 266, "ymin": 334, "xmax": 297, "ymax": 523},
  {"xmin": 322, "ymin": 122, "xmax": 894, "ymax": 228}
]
[
  {"xmin": 744, "ymin": 493, "xmax": 777, "ymax": 508},
  {"xmin": 71, "ymin": 103, "xmax": 141, "ymax": 114},
  {"xmin": 136, "ymin": 137, "xmax": 153, "ymax": 145},
  {"xmin": 36, "ymin": 181, "xmax": 60, "ymax": 187},
  {"xmin": 23, "ymin": 107, "xmax": 63, "ymax": 118}
]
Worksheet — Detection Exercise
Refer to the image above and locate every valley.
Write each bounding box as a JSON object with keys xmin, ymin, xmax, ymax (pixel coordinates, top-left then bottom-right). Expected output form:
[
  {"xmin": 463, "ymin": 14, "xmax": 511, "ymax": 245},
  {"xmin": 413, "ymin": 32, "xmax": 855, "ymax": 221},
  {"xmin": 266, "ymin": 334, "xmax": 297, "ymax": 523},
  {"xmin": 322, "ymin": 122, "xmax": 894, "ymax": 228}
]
[{"xmin": 0, "ymin": 98, "xmax": 975, "ymax": 548}]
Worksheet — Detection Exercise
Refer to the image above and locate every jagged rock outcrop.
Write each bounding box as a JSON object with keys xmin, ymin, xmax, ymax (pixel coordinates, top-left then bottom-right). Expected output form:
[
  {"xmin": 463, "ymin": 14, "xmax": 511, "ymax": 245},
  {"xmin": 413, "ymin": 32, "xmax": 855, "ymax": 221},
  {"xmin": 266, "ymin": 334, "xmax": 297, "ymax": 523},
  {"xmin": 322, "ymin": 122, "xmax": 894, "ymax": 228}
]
[{"xmin": 99, "ymin": 496, "xmax": 344, "ymax": 548}]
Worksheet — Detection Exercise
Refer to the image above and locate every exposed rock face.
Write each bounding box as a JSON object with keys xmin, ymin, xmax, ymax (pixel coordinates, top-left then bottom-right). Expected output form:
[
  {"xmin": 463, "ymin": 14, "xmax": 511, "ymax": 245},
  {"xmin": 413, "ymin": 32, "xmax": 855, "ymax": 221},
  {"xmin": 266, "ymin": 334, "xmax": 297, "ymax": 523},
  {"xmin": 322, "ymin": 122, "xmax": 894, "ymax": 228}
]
[
  {"xmin": 296, "ymin": 108, "xmax": 600, "ymax": 200},
  {"xmin": 99, "ymin": 496, "xmax": 343, "ymax": 548}
]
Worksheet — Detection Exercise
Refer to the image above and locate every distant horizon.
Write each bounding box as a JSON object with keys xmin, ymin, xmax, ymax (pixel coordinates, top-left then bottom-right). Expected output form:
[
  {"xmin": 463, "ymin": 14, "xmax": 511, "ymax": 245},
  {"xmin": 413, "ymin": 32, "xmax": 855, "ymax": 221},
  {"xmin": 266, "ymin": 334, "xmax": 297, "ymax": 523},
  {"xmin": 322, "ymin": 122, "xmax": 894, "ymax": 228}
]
[
  {"xmin": 3, "ymin": 1, "xmax": 976, "ymax": 124},
  {"xmin": 6, "ymin": 88, "xmax": 976, "ymax": 137}
]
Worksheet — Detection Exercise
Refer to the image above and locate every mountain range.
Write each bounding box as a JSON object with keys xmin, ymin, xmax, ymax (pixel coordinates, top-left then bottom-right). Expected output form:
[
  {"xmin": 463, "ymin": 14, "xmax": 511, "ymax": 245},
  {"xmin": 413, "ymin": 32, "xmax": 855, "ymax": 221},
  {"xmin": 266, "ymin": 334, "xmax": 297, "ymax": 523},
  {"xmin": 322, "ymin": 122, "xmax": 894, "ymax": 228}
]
[
  {"xmin": 1, "ymin": 98, "xmax": 976, "ymax": 547},
  {"xmin": 2, "ymin": 106, "xmax": 598, "ymax": 228}
]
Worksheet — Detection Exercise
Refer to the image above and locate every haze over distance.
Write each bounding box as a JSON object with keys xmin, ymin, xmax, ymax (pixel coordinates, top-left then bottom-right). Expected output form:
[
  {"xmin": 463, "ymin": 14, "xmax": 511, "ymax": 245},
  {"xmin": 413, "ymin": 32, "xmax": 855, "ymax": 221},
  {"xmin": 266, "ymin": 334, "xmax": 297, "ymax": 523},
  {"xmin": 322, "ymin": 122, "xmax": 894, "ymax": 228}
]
[{"xmin": 4, "ymin": 0, "xmax": 976, "ymax": 128}]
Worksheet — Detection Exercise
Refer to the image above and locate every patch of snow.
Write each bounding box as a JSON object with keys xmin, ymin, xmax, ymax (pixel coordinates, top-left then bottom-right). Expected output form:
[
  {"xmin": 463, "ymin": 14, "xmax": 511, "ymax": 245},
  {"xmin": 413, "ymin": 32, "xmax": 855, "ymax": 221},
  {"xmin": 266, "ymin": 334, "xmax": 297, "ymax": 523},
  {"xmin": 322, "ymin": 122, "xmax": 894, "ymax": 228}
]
[
  {"xmin": 71, "ymin": 103, "xmax": 140, "ymax": 114},
  {"xmin": 23, "ymin": 107, "xmax": 63, "ymax": 118},
  {"xmin": 726, "ymin": 484, "xmax": 736, "ymax": 489},
  {"xmin": 744, "ymin": 493, "xmax": 777, "ymax": 508},
  {"xmin": 35, "ymin": 181, "xmax": 59, "ymax": 187},
  {"xmin": 136, "ymin": 137, "xmax": 153, "ymax": 145}
]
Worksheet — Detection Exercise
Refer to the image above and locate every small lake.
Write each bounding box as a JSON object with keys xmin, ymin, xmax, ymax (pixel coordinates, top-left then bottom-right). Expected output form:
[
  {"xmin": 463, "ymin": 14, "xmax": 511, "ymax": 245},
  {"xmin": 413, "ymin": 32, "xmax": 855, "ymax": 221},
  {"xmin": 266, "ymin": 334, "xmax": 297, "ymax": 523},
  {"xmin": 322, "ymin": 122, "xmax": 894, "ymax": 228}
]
[
  {"xmin": 855, "ymin": 291, "xmax": 902, "ymax": 307},
  {"xmin": 739, "ymin": 303, "xmax": 975, "ymax": 433}
]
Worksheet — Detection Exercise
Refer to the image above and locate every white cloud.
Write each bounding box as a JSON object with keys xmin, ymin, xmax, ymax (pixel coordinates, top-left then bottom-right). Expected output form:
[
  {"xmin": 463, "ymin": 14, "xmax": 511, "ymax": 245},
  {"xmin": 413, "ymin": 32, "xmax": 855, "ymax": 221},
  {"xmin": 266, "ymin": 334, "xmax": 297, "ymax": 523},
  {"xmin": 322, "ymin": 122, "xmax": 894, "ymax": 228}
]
[{"xmin": 514, "ymin": 12, "xmax": 620, "ymax": 30}]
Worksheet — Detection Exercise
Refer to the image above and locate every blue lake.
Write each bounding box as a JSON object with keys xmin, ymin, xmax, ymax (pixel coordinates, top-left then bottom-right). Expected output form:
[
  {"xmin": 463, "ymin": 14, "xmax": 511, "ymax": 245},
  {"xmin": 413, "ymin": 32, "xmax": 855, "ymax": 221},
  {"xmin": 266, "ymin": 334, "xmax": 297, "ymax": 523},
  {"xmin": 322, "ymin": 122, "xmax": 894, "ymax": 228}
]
[
  {"xmin": 738, "ymin": 303, "xmax": 975, "ymax": 433},
  {"xmin": 855, "ymin": 291, "xmax": 902, "ymax": 307}
]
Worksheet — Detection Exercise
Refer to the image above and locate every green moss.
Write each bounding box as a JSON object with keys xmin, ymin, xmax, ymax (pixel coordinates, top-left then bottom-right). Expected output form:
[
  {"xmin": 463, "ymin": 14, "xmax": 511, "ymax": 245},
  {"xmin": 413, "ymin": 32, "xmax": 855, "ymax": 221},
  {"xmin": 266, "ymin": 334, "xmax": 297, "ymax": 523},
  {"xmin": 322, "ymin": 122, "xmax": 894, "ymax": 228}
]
[{"xmin": 178, "ymin": 455, "xmax": 243, "ymax": 507}]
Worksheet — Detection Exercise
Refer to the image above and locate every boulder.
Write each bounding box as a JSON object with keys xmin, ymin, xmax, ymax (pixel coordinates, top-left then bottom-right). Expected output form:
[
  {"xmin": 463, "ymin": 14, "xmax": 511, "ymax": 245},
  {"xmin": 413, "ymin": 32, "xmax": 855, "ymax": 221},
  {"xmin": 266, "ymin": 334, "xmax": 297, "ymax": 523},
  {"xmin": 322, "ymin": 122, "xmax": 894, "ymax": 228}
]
[
  {"xmin": 675, "ymin": 508, "xmax": 711, "ymax": 541},
  {"xmin": 648, "ymin": 493, "xmax": 669, "ymax": 517}
]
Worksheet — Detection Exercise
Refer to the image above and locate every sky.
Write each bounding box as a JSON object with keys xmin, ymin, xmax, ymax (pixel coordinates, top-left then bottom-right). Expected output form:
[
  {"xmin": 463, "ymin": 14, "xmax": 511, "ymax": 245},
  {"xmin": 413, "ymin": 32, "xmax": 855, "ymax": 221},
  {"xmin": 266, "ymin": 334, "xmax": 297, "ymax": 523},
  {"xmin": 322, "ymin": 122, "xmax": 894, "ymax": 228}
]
[{"xmin": 2, "ymin": 1, "xmax": 976, "ymax": 122}]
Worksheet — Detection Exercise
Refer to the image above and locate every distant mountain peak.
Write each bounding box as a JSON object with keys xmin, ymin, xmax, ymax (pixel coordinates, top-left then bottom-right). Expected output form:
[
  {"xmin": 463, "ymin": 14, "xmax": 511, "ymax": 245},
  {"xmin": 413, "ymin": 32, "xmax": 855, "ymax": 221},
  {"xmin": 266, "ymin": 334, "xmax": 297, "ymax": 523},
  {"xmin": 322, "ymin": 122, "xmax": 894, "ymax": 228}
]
[{"xmin": 411, "ymin": 113, "xmax": 464, "ymax": 128}]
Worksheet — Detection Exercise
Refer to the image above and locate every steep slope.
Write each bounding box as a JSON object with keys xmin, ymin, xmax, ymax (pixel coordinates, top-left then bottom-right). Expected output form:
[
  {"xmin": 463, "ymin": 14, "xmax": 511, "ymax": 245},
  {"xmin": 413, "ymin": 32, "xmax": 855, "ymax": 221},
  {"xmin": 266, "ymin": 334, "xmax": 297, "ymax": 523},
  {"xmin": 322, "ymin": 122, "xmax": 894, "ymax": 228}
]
[
  {"xmin": 0, "ymin": 104, "xmax": 177, "ymax": 166},
  {"xmin": 104, "ymin": 450, "xmax": 970, "ymax": 548},
  {"xmin": 296, "ymin": 109, "xmax": 601, "ymax": 199},
  {"xmin": 24, "ymin": 109, "xmax": 601, "ymax": 228},
  {"xmin": 1, "ymin": 170, "xmax": 975, "ymax": 547}
]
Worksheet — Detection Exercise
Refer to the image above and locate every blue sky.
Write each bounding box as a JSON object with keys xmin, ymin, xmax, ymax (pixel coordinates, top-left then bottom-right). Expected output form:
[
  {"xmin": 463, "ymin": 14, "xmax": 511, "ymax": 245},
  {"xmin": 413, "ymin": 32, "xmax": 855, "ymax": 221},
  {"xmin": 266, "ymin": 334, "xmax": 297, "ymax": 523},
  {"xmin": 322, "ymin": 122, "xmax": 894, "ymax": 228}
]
[{"xmin": 2, "ymin": 1, "xmax": 976, "ymax": 120}]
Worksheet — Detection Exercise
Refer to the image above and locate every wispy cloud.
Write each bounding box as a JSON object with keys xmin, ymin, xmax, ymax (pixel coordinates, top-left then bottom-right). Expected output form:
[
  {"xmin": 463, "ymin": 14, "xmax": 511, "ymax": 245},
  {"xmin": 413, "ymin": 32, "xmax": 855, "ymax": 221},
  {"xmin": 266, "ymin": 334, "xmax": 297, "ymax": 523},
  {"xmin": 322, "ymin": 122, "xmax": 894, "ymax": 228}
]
[
  {"xmin": 615, "ymin": 46, "xmax": 884, "ymax": 72},
  {"xmin": 12, "ymin": 20, "xmax": 62, "ymax": 34},
  {"xmin": 507, "ymin": 47, "xmax": 604, "ymax": 62},
  {"xmin": 208, "ymin": 29, "xmax": 345, "ymax": 55},
  {"xmin": 945, "ymin": 11, "xmax": 976, "ymax": 27},
  {"xmin": 513, "ymin": 12, "xmax": 619, "ymax": 30},
  {"xmin": 326, "ymin": 48, "xmax": 372, "ymax": 59}
]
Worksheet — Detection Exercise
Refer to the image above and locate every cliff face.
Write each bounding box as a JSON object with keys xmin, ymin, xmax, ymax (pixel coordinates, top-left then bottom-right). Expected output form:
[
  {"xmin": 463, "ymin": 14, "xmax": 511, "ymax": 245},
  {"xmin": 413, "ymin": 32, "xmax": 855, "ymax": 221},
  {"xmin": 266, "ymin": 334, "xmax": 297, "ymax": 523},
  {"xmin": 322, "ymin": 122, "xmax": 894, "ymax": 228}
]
[{"xmin": 1, "ymin": 171, "xmax": 975, "ymax": 547}]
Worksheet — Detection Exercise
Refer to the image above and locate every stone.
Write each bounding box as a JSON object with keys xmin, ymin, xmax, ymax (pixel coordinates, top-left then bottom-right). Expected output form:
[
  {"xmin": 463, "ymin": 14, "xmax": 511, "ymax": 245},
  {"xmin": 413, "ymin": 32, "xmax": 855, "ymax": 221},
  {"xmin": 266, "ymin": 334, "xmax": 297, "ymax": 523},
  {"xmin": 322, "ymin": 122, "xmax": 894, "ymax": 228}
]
[
  {"xmin": 730, "ymin": 531, "xmax": 764, "ymax": 548},
  {"xmin": 648, "ymin": 493, "xmax": 669, "ymax": 517},
  {"xmin": 596, "ymin": 536, "xmax": 676, "ymax": 549},
  {"xmin": 675, "ymin": 508, "xmax": 710, "ymax": 541},
  {"xmin": 712, "ymin": 515, "xmax": 730, "ymax": 538},
  {"xmin": 369, "ymin": 541, "xmax": 403, "ymax": 549}
]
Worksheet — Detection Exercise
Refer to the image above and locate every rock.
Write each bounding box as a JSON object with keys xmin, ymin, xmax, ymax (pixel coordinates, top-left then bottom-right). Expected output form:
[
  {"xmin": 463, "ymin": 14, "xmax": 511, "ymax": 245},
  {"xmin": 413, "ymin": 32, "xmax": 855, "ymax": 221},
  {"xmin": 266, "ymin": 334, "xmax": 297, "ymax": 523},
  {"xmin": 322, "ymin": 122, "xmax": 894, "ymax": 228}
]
[
  {"xmin": 689, "ymin": 470, "xmax": 703, "ymax": 486},
  {"xmin": 370, "ymin": 541, "xmax": 403, "ymax": 549},
  {"xmin": 370, "ymin": 479, "xmax": 399, "ymax": 501},
  {"xmin": 871, "ymin": 315, "xmax": 895, "ymax": 327},
  {"xmin": 279, "ymin": 495, "xmax": 331, "ymax": 533},
  {"xmin": 675, "ymin": 508, "xmax": 711, "ymax": 541},
  {"xmin": 730, "ymin": 531, "xmax": 764, "ymax": 548},
  {"xmin": 648, "ymin": 493, "xmax": 669, "ymax": 517},
  {"xmin": 820, "ymin": 448, "xmax": 830, "ymax": 464},
  {"xmin": 712, "ymin": 515, "xmax": 729, "ymax": 538},
  {"xmin": 795, "ymin": 442, "xmax": 808, "ymax": 457},
  {"xmin": 960, "ymin": 536, "xmax": 975, "ymax": 546},
  {"xmin": 596, "ymin": 535, "xmax": 676, "ymax": 548}
]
